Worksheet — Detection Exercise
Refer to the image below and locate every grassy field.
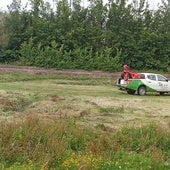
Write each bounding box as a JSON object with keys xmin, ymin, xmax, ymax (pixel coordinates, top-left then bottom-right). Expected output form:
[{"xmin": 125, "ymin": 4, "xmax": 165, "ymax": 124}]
[{"xmin": 0, "ymin": 72, "xmax": 170, "ymax": 169}]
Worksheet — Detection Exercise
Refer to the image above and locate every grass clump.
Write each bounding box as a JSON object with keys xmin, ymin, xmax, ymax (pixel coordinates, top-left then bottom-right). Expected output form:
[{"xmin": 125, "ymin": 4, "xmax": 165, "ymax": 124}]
[
  {"xmin": 2, "ymin": 96, "xmax": 32, "ymax": 112},
  {"xmin": 0, "ymin": 116, "xmax": 169, "ymax": 169},
  {"xmin": 99, "ymin": 106, "xmax": 124, "ymax": 114}
]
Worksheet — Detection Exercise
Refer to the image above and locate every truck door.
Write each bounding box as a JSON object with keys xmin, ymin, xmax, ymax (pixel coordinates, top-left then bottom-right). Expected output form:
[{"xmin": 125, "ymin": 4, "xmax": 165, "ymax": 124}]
[
  {"xmin": 146, "ymin": 74, "xmax": 160, "ymax": 91},
  {"xmin": 156, "ymin": 74, "xmax": 169, "ymax": 92}
]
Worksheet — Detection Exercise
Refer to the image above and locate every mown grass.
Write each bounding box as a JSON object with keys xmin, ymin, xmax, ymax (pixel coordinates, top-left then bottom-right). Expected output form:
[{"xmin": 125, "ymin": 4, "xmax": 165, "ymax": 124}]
[
  {"xmin": 0, "ymin": 72, "xmax": 111, "ymax": 86},
  {"xmin": 0, "ymin": 72, "xmax": 170, "ymax": 169}
]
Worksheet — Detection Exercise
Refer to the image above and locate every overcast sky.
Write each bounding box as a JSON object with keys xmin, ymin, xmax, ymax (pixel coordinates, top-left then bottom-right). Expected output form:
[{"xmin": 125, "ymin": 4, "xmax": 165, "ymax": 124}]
[{"xmin": 0, "ymin": 0, "xmax": 167, "ymax": 11}]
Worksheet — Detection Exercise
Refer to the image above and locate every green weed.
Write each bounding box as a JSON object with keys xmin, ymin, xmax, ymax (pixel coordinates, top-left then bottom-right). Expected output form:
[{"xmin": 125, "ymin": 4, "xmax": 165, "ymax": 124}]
[
  {"xmin": 99, "ymin": 106, "xmax": 124, "ymax": 114},
  {"xmin": 1, "ymin": 116, "xmax": 169, "ymax": 169}
]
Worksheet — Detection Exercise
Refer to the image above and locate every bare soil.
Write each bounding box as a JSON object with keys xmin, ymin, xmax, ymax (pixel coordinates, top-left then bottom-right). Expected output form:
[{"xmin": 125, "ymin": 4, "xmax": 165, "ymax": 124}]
[
  {"xmin": 0, "ymin": 64, "xmax": 117, "ymax": 77},
  {"xmin": 0, "ymin": 64, "xmax": 170, "ymax": 79}
]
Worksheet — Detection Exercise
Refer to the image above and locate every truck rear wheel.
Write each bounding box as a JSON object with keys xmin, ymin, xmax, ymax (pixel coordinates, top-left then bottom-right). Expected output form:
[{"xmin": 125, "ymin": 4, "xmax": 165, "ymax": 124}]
[
  {"xmin": 138, "ymin": 86, "xmax": 146, "ymax": 96},
  {"xmin": 160, "ymin": 92, "xmax": 165, "ymax": 95}
]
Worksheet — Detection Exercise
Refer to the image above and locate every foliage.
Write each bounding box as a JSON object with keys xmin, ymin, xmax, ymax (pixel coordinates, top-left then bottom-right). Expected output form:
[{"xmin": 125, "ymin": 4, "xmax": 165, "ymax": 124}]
[{"xmin": 0, "ymin": 0, "xmax": 170, "ymax": 71}]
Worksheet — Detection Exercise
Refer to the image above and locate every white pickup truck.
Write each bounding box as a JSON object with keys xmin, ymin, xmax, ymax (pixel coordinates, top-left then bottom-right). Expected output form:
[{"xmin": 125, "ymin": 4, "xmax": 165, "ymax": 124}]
[{"xmin": 117, "ymin": 73, "xmax": 170, "ymax": 95}]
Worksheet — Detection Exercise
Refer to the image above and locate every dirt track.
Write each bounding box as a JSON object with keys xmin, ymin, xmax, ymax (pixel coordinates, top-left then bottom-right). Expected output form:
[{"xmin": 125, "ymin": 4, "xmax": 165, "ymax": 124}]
[
  {"xmin": 0, "ymin": 64, "xmax": 120, "ymax": 78},
  {"xmin": 0, "ymin": 64, "xmax": 170, "ymax": 79}
]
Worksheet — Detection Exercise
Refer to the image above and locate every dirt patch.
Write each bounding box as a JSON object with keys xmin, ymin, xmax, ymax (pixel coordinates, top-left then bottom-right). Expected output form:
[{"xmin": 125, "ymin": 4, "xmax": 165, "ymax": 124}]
[
  {"xmin": 1, "ymin": 64, "xmax": 170, "ymax": 79},
  {"xmin": 0, "ymin": 64, "xmax": 121, "ymax": 79}
]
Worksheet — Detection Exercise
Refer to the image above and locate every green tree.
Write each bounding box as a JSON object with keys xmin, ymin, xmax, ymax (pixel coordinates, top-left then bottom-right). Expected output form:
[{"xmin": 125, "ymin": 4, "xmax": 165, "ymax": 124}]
[
  {"xmin": 86, "ymin": 0, "xmax": 108, "ymax": 51},
  {"xmin": 69, "ymin": 0, "xmax": 89, "ymax": 49},
  {"xmin": 0, "ymin": 12, "xmax": 9, "ymax": 49},
  {"xmin": 1, "ymin": 0, "xmax": 170, "ymax": 71}
]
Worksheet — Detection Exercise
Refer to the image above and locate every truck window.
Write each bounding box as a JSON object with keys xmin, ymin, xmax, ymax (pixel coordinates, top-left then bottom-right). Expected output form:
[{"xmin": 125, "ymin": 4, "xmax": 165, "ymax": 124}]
[
  {"xmin": 147, "ymin": 75, "xmax": 156, "ymax": 81},
  {"xmin": 157, "ymin": 75, "xmax": 167, "ymax": 82}
]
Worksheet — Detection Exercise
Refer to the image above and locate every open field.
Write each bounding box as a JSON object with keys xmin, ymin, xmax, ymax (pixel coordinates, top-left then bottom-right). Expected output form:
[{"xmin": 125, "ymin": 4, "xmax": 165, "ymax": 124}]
[
  {"xmin": 0, "ymin": 69, "xmax": 169, "ymax": 130},
  {"xmin": 0, "ymin": 66, "xmax": 170, "ymax": 169}
]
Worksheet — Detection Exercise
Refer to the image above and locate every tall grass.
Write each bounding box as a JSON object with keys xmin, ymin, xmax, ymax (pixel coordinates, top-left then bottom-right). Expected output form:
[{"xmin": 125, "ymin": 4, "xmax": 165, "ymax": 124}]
[
  {"xmin": 0, "ymin": 72, "xmax": 170, "ymax": 169},
  {"xmin": 0, "ymin": 115, "xmax": 169, "ymax": 169}
]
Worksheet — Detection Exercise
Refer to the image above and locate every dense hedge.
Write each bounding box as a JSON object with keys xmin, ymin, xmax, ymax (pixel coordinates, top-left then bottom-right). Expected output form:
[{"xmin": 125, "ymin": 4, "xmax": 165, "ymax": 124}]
[{"xmin": 0, "ymin": 0, "xmax": 170, "ymax": 71}]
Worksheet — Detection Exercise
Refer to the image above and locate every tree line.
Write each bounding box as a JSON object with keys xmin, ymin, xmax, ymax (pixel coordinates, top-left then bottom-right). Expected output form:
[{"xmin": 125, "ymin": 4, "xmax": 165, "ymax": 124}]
[{"xmin": 0, "ymin": 0, "xmax": 170, "ymax": 71}]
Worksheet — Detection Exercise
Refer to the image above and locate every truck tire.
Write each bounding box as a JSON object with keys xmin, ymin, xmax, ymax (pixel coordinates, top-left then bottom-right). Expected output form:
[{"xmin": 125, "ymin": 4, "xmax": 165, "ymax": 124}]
[
  {"xmin": 138, "ymin": 86, "xmax": 146, "ymax": 96},
  {"xmin": 160, "ymin": 92, "xmax": 165, "ymax": 95}
]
